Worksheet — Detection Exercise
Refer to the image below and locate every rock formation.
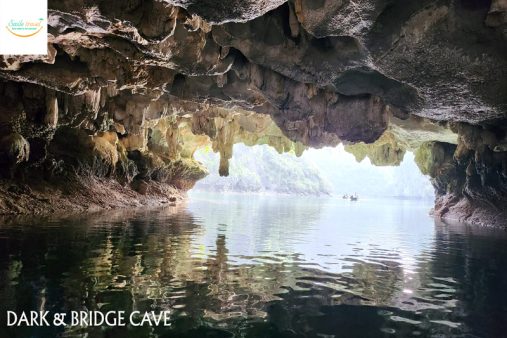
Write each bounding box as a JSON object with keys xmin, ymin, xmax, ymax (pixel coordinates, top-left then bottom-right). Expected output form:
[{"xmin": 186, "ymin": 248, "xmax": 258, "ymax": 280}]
[{"xmin": 0, "ymin": 0, "xmax": 505, "ymax": 225}]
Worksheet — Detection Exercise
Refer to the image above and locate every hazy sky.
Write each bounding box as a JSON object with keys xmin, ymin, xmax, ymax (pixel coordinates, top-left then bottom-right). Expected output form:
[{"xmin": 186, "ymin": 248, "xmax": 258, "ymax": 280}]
[{"xmin": 300, "ymin": 144, "xmax": 434, "ymax": 198}]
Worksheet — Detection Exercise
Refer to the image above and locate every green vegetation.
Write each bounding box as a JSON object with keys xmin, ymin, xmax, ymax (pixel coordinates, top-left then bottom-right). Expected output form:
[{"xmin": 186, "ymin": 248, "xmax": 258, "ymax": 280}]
[{"xmin": 194, "ymin": 144, "xmax": 332, "ymax": 195}]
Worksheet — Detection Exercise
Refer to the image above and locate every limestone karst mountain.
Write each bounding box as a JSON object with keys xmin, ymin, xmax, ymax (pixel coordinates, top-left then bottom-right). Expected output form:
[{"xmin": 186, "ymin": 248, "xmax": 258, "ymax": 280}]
[{"xmin": 193, "ymin": 143, "xmax": 333, "ymax": 195}]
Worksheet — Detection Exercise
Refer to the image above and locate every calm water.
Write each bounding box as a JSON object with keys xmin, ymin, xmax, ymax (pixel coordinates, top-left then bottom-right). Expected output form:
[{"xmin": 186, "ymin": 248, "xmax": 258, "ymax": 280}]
[{"xmin": 1, "ymin": 192, "xmax": 507, "ymax": 338}]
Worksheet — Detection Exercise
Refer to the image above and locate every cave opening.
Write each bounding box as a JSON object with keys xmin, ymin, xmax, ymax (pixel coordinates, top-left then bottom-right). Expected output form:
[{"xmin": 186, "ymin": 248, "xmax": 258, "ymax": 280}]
[{"xmin": 191, "ymin": 143, "xmax": 435, "ymax": 201}]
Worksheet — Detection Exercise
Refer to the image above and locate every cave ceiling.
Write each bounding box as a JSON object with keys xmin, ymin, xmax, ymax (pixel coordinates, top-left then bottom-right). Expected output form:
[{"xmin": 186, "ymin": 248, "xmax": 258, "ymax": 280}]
[{"xmin": 0, "ymin": 0, "xmax": 505, "ymax": 186}]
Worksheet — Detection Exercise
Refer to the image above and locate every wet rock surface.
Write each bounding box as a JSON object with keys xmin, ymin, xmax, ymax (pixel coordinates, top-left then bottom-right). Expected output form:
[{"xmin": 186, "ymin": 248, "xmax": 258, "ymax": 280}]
[{"xmin": 0, "ymin": 0, "xmax": 505, "ymax": 225}]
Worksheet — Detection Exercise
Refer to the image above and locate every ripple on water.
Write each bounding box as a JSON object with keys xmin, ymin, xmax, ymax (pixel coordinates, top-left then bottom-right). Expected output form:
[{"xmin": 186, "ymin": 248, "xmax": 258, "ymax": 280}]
[{"xmin": 0, "ymin": 194, "xmax": 506, "ymax": 337}]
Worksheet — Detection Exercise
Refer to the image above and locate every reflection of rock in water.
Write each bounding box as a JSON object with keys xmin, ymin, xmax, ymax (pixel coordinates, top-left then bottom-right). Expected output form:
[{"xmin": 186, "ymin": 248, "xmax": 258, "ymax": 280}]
[
  {"xmin": 425, "ymin": 220, "xmax": 507, "ymax": 337},
  {"xmin": 187, "ymin": 193, "xmax": 326, "ymax": 253},
  {"xmin": 0, "ymin": 215, "xmax": 406, "ymax": 337},
  {"xmin": 1, "ymin": 210, "xmax": 507, "ymax": 337}
]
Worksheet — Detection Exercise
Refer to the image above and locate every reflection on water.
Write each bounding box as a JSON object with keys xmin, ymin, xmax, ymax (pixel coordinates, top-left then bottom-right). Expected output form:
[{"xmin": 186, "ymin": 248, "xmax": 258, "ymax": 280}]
[{"xmin": 1, "ymin": 192, "xmax": 507, "ymax": 337}]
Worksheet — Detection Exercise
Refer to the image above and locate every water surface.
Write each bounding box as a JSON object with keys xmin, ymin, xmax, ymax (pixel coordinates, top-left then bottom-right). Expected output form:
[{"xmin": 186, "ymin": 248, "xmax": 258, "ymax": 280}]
[{"xmin": 1, "ymin": 192, "xmax": 506, "ymax": 337}]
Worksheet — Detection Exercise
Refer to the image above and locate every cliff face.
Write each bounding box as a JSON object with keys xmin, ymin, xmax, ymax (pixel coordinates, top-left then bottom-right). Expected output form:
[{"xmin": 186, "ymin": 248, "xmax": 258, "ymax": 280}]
[
  {"xmin": 0, "ymin": 0, "xmax": 506, "ymax": 224},
  {"xmin": 193, "ymin": 143, "xmax": 333, "ymax": 195}
]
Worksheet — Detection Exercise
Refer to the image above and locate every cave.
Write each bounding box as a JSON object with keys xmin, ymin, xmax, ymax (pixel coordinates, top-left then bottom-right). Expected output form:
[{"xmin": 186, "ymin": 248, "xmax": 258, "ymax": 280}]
[
  {"xmin": 0, "ymin": 0, "xmax": 507, "ymax": 336},
  {"xmin": 1, "ymin": 0, "xmax": 506, "ymax": 226}
]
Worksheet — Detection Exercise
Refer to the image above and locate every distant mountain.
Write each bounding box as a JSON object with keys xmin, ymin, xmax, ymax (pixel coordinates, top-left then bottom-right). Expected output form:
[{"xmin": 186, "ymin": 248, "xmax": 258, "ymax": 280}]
[
  {"xmin": 193, "ymin": 144, "xmax": 332, "ymax": 195},
  {"xmin": 193, "ymin": 144, "xmax": 435, "ymax": 199}
]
